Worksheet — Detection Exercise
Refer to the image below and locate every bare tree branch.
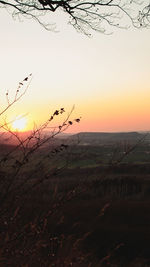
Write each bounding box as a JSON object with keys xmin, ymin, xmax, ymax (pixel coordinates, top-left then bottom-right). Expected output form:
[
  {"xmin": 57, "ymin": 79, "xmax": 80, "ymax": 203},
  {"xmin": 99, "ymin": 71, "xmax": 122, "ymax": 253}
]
[{"xmin": 0, "ymin": 0, "xmax": 150, "ymax": 34}]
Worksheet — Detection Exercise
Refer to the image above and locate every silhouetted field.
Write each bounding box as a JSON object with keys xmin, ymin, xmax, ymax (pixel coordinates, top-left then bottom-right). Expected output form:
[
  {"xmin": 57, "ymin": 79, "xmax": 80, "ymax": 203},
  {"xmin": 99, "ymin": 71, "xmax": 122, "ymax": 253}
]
[{"xmin": 0, "ymin": 139, "xmax": 150, "ymax": 266}]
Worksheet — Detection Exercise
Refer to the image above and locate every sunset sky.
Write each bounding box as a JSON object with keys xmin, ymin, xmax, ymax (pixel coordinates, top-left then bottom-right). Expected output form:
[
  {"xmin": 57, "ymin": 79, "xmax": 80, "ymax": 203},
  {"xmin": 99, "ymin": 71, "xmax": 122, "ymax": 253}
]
[{"xmin": 0, "ymin": 8, "xmax": 150, "ymax": 133}]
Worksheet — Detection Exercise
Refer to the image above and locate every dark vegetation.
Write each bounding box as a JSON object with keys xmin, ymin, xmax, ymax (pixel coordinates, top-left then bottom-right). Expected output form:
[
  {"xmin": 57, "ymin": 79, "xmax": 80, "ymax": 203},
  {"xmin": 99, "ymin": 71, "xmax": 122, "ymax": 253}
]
[{"xmin": 0, "ymin": 125, "xmax": 150, "ymax": 266}]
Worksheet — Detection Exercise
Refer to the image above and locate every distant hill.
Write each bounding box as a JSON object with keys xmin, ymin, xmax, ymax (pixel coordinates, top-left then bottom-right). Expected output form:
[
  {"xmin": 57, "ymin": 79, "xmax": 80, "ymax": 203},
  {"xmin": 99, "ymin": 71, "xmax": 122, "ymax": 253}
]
[
  {"xmin": 68, "ymin": 132, "xmax": 149, "ymax": 145},
  {"xmin": 0, "ymin": 130, "xmax": 149, "ymax": 147}
]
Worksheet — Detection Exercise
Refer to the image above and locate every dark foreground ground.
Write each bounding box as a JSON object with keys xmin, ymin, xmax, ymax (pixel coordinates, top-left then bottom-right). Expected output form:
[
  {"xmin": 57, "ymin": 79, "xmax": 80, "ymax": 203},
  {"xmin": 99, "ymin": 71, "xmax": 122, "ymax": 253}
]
[
  {"xmin": 0, "ymin": 137, "xmax": 150, "ymax": 266},
  {"xmin": 0, "ymin": 163, "xmax": 150, "ymax": 267}
]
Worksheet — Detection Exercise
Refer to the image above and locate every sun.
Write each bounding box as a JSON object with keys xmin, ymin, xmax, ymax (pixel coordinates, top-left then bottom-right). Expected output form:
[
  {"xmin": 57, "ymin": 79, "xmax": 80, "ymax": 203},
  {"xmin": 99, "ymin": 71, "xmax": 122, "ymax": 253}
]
[{"xmin": 12, "ymin": 115, "xmax": 27, "ymax": 132}]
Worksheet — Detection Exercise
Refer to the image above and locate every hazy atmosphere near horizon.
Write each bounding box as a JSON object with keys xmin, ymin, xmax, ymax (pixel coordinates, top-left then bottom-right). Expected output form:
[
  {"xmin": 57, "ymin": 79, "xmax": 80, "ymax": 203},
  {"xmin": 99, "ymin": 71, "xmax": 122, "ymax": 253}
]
[{"xmin": 1, "ymin": 5, "xmax": 150, "ymax": 133}]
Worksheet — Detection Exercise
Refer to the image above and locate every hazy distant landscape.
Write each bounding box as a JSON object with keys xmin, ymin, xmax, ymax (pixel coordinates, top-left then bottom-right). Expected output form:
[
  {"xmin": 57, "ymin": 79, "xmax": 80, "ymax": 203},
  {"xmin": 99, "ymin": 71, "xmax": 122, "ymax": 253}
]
[{"xmin": 1, "ymin": 130, "xmax": 150, "ymax": 167}]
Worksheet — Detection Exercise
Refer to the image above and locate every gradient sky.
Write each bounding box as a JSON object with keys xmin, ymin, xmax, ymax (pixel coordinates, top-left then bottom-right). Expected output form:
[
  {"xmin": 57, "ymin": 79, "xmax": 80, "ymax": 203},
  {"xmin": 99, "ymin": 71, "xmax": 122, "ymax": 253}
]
[{"xmin": 0, "ymin": 8, "xmax": 150, "ymax": 133}]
